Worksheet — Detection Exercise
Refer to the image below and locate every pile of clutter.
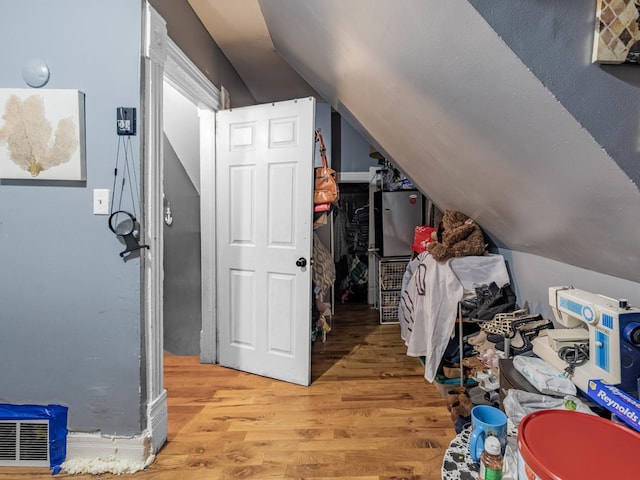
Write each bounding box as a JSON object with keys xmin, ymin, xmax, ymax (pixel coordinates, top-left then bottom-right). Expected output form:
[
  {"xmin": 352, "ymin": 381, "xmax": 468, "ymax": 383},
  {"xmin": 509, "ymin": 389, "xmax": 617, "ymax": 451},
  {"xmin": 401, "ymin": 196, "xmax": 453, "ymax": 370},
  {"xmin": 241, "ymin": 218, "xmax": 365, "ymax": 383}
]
[{"xmin": 439, "ymin": 282, "xmax": 554, "ymax": 432}]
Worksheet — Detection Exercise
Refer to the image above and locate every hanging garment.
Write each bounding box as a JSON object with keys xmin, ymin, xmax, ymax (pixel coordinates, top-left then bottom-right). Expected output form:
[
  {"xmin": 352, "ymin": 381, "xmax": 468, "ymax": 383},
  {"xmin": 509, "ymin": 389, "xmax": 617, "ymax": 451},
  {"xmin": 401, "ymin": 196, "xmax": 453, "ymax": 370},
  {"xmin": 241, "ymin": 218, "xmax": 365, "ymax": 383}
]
[
  {"xmin": 312, "ymin": 232, "xmax": 336, "ymax": 300},
  {"xmin": 332, "ymin": 206, "xmax": 351, "ymax": 262},
  {"xmin": 398, "ymin": 252, "xmax": 428, "ymax": 342},
  {"xmin": 313, "ymin": 212, "xmax": 328, "ymax": 230},
  {"xmin": 347, "ymin": 205, "xmax": 369, "ymax": 255},
  {"xmin": 399, "ymin": 254, "xmax": 511, "ymax": 382},
  {"xmin": 400, "ymin": 254, "xmax": 463, "ymax": 382}
]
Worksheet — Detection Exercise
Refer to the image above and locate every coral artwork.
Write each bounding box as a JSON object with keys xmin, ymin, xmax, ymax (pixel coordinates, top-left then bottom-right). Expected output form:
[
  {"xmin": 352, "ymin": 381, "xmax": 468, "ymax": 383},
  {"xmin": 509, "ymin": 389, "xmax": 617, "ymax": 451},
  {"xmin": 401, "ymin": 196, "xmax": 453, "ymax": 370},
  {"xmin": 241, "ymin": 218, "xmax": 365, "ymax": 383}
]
[{"xmin": 0, "ymin": 89, "xmax": 85, "ymax": 181}]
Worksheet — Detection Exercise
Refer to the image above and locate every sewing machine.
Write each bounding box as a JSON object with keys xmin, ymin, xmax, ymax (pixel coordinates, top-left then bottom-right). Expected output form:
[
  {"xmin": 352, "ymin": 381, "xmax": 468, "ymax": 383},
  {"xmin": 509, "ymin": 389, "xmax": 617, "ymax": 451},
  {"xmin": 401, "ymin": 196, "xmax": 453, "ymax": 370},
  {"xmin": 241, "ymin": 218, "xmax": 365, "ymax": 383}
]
[{"xmin": 531, "ymin": 286, "xmax": 640, "ymax": 396}]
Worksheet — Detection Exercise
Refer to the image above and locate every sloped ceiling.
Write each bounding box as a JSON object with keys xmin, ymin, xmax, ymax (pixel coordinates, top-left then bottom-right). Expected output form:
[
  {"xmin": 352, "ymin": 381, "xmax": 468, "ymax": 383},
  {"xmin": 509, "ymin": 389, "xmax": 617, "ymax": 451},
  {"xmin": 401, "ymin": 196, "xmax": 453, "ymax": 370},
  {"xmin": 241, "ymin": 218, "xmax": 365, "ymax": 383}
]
[
  {"xmin": 192, "ymin": 0, "xmax": 640, "ymax": 284},
  {"xmin": 187, "ymin": 0, "xmax": 318, "ymax": 102}
]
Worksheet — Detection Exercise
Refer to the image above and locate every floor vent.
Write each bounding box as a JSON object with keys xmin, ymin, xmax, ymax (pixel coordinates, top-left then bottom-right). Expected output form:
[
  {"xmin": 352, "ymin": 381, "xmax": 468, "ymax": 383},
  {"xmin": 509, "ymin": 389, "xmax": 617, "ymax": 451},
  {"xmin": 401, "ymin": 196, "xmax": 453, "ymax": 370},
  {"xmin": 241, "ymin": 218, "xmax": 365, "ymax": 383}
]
[
  {"xmin": 0, "ymin": 420, "xmax": 50, "ymax": 466},
  {"xmin": 0, "ymin": 420, "xmax": 49, "ymax": 467},
  {"xmin": 0, "ymin": 404, "xmax": 67, "ymax": 473}
]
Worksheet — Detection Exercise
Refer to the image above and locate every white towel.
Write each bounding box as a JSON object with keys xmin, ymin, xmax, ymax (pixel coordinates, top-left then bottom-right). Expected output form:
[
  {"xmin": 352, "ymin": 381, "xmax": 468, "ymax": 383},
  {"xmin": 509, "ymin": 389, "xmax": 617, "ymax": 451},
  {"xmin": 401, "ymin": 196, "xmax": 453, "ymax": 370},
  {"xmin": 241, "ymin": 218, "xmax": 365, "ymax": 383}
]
[
  {"xmin": 400, "ymin": 254, "xmax": 463, "ymax": 382},
  {"xmin": 399, "ymin": 253, "xmax": 511, "ymax": 382}
]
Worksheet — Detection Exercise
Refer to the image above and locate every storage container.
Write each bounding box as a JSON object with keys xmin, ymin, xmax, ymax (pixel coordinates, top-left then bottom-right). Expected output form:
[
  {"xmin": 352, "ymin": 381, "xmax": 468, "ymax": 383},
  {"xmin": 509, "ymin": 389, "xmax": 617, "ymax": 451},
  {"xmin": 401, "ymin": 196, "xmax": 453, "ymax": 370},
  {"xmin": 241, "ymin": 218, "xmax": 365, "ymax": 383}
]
[{"xmin": 517, "ymin": 409, "xmax": 640, "ymax": 479}]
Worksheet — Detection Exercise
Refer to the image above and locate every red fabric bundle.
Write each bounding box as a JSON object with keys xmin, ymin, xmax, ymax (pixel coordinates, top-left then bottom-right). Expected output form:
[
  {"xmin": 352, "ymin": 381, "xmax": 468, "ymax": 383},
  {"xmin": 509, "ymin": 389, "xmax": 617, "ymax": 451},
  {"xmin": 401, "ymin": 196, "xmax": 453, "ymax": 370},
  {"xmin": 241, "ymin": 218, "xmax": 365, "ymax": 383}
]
[{"xmin": 411, "ymin": 225, "xmax": 437, "ymax": 253}]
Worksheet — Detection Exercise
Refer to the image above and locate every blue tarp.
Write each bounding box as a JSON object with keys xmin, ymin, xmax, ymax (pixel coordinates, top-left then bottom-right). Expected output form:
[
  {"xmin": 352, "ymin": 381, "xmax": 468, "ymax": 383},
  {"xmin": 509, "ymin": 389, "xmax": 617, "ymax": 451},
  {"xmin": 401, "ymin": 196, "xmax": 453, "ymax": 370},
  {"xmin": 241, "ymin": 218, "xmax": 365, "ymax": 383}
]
[{"xmin": 0, "ymin": 403, "xmax": 68, "ymax": 475}]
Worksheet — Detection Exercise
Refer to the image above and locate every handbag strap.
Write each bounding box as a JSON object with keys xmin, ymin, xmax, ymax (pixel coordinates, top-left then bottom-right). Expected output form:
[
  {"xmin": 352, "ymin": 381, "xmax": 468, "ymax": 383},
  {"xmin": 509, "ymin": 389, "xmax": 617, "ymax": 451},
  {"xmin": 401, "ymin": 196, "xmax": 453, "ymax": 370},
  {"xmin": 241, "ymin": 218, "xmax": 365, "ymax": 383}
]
[{"xmin": 315, "ymin": 129, "xmax": 328, "ymax": 169}]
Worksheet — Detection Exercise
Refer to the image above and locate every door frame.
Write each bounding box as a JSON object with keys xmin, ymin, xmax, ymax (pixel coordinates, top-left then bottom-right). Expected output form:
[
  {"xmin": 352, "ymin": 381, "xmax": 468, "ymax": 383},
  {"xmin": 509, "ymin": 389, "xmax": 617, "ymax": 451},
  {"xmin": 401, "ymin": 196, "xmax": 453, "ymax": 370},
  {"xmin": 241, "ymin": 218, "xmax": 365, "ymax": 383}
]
[
  {"xmin": 163, "ymin": 33, "xmax": 221, "ymax": 365},
  {"xmin": 142, "ymin": 2, "xmax": 220, "ymax": 453}
]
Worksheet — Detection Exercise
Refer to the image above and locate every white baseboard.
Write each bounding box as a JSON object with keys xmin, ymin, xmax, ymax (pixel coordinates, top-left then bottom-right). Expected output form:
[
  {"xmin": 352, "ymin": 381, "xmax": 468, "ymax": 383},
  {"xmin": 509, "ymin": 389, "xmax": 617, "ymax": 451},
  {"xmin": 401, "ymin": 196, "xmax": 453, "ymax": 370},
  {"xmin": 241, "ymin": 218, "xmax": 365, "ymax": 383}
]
[
  {"xmin": 148, "ymin": 388, "xmax": 168, "ymax": 453},
  {"xmin": 62, "ymin": 389, "xmax": 167, "ymax": 475},
  {"xmin": 64, "ymin": 431, "xmax": 153, "ymax": 474}
]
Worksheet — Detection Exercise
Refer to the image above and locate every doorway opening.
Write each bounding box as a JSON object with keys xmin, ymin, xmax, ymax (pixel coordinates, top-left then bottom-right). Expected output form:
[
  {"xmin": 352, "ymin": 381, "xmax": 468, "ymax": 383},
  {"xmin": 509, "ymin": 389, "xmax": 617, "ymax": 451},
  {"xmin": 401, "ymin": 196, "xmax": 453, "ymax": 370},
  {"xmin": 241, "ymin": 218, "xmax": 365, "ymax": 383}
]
[
  {"xmin": 162, "ymin": 81, "xmax": 203, "ymax": 356},
  {"xmin": 333, "ymin": 183, "xmax": 371, "ymax": 306}
]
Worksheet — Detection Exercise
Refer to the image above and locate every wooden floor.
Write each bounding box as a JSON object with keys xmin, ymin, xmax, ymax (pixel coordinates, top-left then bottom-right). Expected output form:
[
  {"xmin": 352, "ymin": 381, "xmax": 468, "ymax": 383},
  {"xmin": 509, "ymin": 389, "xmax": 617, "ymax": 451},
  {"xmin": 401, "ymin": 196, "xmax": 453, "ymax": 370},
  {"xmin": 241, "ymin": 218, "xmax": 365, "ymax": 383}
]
[{"xmin": 1, "ymin": 303, "xmax": 455, "ymax": 479}]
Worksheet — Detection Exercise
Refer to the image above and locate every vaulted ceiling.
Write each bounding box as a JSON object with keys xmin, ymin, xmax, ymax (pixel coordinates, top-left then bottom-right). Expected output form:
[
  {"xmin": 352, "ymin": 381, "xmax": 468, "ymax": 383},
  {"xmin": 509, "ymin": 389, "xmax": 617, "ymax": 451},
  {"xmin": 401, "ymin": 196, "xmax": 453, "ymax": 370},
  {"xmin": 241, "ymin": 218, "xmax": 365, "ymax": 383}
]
[
  {"xmin": 188, "ymin": 0, "xmax": 640, "ymax": 284},
  {"xmin": 187, "ymin": 0, "xmax": 318, "ymax": 103}
]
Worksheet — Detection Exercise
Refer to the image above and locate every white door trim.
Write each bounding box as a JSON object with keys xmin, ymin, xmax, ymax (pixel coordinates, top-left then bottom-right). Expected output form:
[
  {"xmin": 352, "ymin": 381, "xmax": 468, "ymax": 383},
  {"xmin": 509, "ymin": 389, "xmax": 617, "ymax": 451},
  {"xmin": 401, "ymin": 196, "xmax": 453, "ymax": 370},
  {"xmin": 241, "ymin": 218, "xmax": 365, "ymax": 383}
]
[
  {"xmin": 164, "ymin": 39, "xmax": 221, "ymax": 110},
  {"xmin": 199, "ymin": 108, "xmax": 217, "ymax": 363},
  {"xmin": 142, "ymin": 2, "xmax": 168, "ymax": 454},
  {"xmin": 142, "ymin": 1, "xmax": 220, "ymax": 454}
]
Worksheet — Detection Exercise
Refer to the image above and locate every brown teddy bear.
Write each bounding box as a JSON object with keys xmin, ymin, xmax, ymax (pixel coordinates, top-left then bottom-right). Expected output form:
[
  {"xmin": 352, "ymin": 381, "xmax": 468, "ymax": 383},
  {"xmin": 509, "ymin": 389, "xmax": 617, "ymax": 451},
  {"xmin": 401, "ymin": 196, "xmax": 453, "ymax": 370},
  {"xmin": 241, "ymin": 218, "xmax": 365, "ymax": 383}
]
[{"xmin": 427, "ymin": 209, "xmax": 486, "ymax": 262}]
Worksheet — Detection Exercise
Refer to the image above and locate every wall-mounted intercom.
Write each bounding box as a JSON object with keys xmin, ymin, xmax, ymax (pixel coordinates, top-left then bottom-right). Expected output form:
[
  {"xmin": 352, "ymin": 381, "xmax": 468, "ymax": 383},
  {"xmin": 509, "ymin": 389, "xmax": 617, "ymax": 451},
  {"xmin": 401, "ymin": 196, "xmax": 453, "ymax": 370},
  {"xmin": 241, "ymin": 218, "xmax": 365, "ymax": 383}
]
[{"xmin": 116, "ymin": 107, "xmax": 136, "ymax": 136}]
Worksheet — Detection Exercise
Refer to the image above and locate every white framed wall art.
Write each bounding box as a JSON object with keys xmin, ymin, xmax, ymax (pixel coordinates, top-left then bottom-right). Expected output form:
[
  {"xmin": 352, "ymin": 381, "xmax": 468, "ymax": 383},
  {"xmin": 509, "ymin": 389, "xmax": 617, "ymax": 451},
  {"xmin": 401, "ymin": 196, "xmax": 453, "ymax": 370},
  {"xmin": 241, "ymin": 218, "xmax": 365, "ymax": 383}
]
[
  {"xmin": 0, "ymin": 88, "xmax": 86, "ymax": 181},
  {"xmin": 593, "ymin": 0, "xmax": 640, "ymax": 64}
]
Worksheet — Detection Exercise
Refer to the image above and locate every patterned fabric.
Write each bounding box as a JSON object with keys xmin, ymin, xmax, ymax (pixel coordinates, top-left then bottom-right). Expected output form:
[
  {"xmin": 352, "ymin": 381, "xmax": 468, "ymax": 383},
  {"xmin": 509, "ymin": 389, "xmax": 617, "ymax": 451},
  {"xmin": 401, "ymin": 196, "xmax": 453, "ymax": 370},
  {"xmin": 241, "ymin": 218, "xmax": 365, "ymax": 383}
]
[
  {"xmin": 441, "ymin": 426, "xmax": 479, "ymax": 480},
  {"xmin": 346, "ymin": 205, "xmax": 369, "ymax": 255},
  {"xmin": 442, "ymin": 423, "xmax": 519, "ymax": 479},
  {"xmin": 312, "ymin": 232, "xmax": 336, "ymax": 300}
]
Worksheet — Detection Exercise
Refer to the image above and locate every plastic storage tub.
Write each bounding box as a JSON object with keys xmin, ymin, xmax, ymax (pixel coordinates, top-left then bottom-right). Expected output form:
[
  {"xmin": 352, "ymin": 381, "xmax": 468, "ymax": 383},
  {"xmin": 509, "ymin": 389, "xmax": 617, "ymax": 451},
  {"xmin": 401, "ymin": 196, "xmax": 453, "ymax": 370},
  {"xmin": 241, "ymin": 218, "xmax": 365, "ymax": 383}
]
[{"xmin": 517, "ymin": 409, "xmax": 640, "ymax": 479}]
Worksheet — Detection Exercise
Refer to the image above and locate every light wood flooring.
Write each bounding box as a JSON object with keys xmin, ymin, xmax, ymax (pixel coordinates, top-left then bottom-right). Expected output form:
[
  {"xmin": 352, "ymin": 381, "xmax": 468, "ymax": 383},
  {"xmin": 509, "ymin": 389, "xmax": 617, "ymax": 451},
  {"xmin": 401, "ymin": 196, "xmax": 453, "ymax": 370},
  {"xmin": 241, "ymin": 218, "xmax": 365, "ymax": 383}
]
[{"xmin": 0, "ymin": 303, "xmax": 456, "ymax": 479}]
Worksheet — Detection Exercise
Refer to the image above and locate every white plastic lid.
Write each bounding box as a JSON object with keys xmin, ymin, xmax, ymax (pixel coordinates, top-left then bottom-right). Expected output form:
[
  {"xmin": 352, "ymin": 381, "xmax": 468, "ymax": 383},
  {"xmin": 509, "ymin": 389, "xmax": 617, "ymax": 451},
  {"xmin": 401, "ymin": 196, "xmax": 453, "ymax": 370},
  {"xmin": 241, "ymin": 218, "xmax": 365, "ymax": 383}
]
[{"xmin": 485, "ymin": 436, "xmax": 501, "ymax": 456}]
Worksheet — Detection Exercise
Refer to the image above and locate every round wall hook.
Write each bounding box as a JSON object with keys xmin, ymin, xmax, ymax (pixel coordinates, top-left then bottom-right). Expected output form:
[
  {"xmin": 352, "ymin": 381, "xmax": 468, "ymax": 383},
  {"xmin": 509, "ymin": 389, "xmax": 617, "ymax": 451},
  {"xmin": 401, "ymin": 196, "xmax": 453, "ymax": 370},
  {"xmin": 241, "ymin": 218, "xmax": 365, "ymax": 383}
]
[{"xmin": 22, "ymin": 58, "xmax": 50, "ymax": 88}]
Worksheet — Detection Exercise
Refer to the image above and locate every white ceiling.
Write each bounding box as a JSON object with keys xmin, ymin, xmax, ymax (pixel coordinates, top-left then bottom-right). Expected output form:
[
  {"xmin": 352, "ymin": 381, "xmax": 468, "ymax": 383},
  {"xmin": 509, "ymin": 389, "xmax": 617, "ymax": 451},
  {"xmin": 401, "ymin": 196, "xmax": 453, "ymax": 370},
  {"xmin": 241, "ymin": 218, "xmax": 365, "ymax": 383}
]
[{"xmin": 187, "ymin": 0, "xmax": 640, "ymax": 284}]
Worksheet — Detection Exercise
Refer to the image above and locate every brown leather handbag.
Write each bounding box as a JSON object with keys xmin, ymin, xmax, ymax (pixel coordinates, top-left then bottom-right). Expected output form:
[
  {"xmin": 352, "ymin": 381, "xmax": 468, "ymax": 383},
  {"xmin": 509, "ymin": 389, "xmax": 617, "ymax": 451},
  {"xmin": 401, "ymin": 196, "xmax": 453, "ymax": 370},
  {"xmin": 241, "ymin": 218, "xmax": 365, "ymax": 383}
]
[{"xmin": 314, "ymin": 129, "xmax": 339, "ymax": 205}]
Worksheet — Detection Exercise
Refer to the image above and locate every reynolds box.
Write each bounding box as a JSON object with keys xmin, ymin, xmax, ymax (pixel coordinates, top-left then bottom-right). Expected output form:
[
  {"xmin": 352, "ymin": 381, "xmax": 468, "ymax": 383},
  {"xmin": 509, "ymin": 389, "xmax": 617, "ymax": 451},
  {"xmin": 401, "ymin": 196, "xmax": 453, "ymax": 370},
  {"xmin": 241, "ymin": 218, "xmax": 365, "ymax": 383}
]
[{"xmin": 587, "ymin": 380, "xmax": 640, "ymax": 432}]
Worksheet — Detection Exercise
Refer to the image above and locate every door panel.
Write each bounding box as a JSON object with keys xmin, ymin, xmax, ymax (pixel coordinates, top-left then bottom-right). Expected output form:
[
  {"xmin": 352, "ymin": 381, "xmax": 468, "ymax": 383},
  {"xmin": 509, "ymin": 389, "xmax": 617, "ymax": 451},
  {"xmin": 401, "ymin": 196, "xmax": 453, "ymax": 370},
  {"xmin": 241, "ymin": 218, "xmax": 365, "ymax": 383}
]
[{"xmin": 216, "ymin": 97, "xmax": 315, "ymax": 386}]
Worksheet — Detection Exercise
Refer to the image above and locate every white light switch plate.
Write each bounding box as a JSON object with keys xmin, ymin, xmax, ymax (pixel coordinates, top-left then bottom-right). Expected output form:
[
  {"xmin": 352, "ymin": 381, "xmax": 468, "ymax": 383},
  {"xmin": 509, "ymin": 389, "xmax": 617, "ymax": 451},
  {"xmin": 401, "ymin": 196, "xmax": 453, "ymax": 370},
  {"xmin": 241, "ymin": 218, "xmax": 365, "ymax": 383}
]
[{"xmin": 93, "ymin": 189, "xmax": 110, "ymax": 215}]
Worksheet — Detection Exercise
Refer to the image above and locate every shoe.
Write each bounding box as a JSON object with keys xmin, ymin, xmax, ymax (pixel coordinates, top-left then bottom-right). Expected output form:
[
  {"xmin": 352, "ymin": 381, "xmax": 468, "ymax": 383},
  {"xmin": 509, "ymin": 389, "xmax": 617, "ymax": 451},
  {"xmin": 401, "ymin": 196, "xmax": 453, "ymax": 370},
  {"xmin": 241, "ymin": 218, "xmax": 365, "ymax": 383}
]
[
  {"xmin": 487, "ymin": 333, "xmax": 506, "ymax": 343},
  {"xmin": 459, "ymin": 293, "xmax": 479, "ymax": 314},
  {"xmin": 494, "ymin": 317, "xmax": 548, "ymax": 354},
  {"xmin": 473, "ymin": 370, "xmax": 500, "ymax": 391},
  {"xmin": 512, "ymin": 316, "xmax": 553, "ymax": 336},
  {"xmin": 496, "ymin": 317, "xmax": 554, "ymax": 355},
  {"xmin": 482, "ymin": 282, "xmax": 507, "ymax": 308},
  {"xmin": 496, "ymin": 329, "xmax": 535, "ymax": 355},
  {"xmin": 471, "ymin": 284, "xmax": 518, "ymax": 321},
  {"xmin": 315, "ymin": 300, "xmax": 332, "ymax": 330},
  {"xmin": 450, "ymin": 392, "xmax": 473, "ymax": 423},
  {"xmin": 467, "ymin": 331, "xmax": 489, "ymax": 346},
  {"xmin": 479, "ymin": 308, "xmax": 531, "ymax": 336},
  {"xmin": 443, "ymin": 364, "xmax": 461, "ymax": 379},
  {"xmin": 446, "ymin": 386, "xmax": 468, "ymax": 411},
  {"xmin": 473, "ymin": 339, "xmax": 497, "ymax": 353},
  {"xmin": 466, "ymin": 283, "xmax": 501, "ymax": 319},
  {"xmin": 316, "ymin": 303, "xmax": 332, "ymax": 342},
  {"xmin": 461, "ymin": 356, "xmax": 486, "ymax": 370}
]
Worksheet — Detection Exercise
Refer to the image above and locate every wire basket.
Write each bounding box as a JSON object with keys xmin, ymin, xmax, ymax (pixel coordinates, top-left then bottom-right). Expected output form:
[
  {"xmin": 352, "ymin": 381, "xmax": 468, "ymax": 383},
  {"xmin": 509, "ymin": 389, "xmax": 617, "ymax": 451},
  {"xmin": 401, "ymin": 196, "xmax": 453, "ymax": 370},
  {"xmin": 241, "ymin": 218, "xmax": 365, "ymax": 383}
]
[
  {"xmin": 381, "ymin": 305, "xmax": 399, "ymax": 322},
  {"xmin": 379, "ymin": 261, "xmax": 407, "ymax": 279},
  {"xmin": 381, "ymin": 291, "xmax": 401, "ymax": 307},
  {"xmin": 381, "ymin": 276, "xmax": 403, "ymax": 291}
]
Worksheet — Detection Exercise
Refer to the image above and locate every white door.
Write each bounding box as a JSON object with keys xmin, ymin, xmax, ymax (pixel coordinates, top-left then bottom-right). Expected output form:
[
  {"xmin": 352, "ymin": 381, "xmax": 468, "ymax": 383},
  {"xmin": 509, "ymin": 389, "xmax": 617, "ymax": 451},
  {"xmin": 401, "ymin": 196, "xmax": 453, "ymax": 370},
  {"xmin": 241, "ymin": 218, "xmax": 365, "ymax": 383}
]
[{"xmin": 216, "ymin": 97, "xmax": 315, "ymax": 386}]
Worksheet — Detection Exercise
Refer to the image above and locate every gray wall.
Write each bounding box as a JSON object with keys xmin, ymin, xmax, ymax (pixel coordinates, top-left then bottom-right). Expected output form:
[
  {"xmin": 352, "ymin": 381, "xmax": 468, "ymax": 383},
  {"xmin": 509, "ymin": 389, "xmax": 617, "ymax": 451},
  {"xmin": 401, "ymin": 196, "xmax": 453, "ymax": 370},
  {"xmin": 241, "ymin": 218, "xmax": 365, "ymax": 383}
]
[
  {"xmin": 501, "ymin": 249, "xmax": 640, "ymax": 323},
  {"xmin": 314, "ymin": 102, "xmax": 332, "ymax": 168},
  {"xmin": 0, "ymin": 0, "xmax": 144, "ymax": 435},
  {"xmin": 468, "ymin": 0, "xmax": 640, "ymax": 315},
  {"xmin": 149, "ymin": 0, "xmax": 255, "ymax": 108},
  {"xmin": 163, "ymin": 136, "xmax": 202, "ymax": 355},
  {"xmin": 340, "ymin": 118, "xmax": 380, "ymax": 173},
  {"xmin": 469, "ymin": 0, "xmax": 640, "ymax": 186}
]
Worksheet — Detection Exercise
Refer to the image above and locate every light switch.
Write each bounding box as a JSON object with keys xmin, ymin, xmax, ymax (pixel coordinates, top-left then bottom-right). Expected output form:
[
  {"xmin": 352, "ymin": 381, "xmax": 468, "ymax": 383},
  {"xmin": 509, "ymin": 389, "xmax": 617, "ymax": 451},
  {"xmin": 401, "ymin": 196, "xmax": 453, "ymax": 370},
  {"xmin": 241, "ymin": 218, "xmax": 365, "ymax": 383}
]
[{"xmin": 93, "ymin": 189, "xmax": 110, "ymax": 215}]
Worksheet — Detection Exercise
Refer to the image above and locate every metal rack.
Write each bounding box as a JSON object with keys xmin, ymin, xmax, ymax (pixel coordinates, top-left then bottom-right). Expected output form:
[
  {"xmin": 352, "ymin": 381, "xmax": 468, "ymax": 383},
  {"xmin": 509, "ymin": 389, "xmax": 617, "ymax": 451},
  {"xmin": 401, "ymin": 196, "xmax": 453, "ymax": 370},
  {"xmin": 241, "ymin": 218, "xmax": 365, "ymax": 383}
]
[{"xmin": 378, "ymin": 256, "xmax": 411, "ymax": 324}]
